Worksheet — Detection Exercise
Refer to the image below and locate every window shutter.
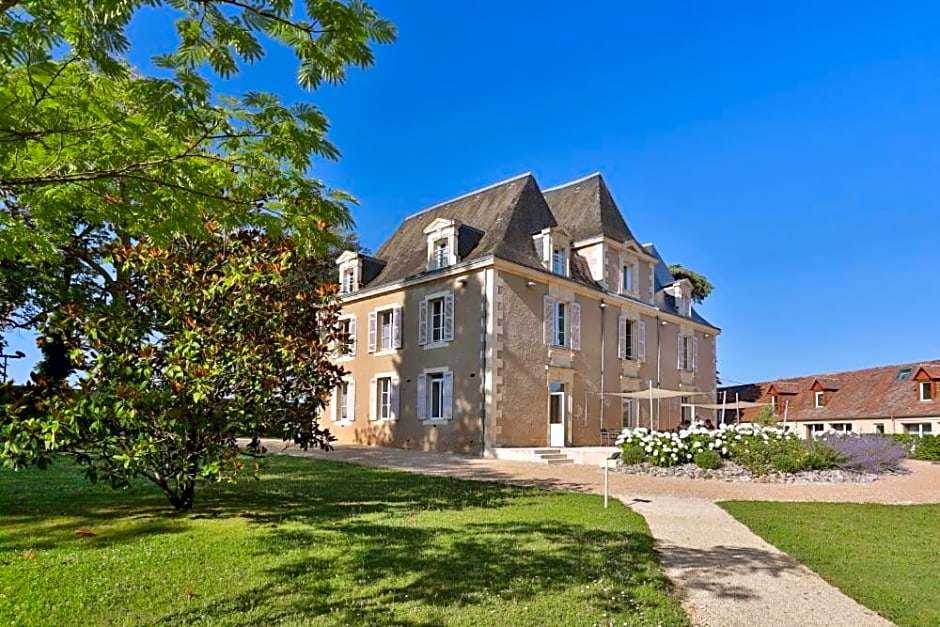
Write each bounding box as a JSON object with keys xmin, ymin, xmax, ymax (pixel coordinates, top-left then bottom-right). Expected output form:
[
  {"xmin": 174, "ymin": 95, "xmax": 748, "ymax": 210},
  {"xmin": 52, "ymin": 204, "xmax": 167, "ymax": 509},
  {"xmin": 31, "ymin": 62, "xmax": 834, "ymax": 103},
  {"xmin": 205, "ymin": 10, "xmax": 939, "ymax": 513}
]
[
  {"xmin": 390, "ymin": 377, "xmax": 400, "ymax": 421},
  {"xmin": 570, "ymin": 303, "xmax": 581, "ymax": 351},
  {"xmin": 637, "ymin": 320, "xmax": 646, "ymax": 362},
  {"xmin": 328, "ymin": 386, "xmax": 337, "ymax": 422},
  {"xmin": 617, "ymin": 315, "xmax": 626, "ymax": 359},
  {"xmin": 392, "ymin": 306, "xmax": 402, "ymax": 349},
  {"xmin": 678, "ymin": 337, "xmax": 684, "ymax": 370},
  {"xmin": 648, "ymin": 264, "xmax": 655, "ymax": 302},
  {"xmin": 692, "ymin": 336, "xmax": 699, "ymax": 372},
  {"xmin": 417, "ymin": 373, "xmax": 427, "ymax": 420},
  {"xmin": 418, "ymin": 299, "xmax": 428, "ymax": 346},
  {"xmin": 369, "ymin": 378, "xmax": 377, "ymax": 420},
  {"xmin": 348, "ymin": 316, "xmax": 357, "ymax": 356},
  {"xmin": 632, "ymin": 264, "xmax": 639, "ymax": 293},
  {"xmin": 443, "ymin": 371, "xmax": 454, "ymax": 420},
  {"xmin": 533, "ymin": 234, "xmax": 545, "ymax": 265},
  {"xmin": 604, "ymin": 251, "xmax": 610, "ymax": 286},
  {"xmin": 347, "ymin": 380, "xmax": 356, "ymax": 421},
  {"xmin": 444, "ymin": 292, "xmax": 455, "ymax": 341},
  {"xmin": 617, "ymin": 254, "xmax": 624, "ymax": 293},
  {"xmin": 367, "ymin": 312, "xmax": 377, "ymax": 353},
  {"xmin": 543, "ymin": 295, "xmax": 554, "ymax": 345}
]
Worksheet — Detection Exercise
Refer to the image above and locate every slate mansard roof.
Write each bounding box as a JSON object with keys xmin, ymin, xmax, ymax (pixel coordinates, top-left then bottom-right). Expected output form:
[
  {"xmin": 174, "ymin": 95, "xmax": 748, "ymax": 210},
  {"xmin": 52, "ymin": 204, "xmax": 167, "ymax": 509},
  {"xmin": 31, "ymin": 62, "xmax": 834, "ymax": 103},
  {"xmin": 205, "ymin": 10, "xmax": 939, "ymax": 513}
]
[
  {"xmin": 354, "ymin": 172, "xmax": 716, "ymax": 328},
  {"xmin": 721, "ymin": 360, "xmax": 940, "ymax": 422}
]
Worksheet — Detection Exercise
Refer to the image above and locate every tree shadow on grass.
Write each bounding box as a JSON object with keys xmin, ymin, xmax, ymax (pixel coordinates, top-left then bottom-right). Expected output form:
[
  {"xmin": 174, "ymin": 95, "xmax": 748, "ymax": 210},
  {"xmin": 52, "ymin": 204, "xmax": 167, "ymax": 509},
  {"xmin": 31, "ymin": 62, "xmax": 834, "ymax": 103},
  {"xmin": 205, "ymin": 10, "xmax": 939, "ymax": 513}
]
[{"xmin": 153, "ymin": 519, "xmax": 674, "ymax": 626}]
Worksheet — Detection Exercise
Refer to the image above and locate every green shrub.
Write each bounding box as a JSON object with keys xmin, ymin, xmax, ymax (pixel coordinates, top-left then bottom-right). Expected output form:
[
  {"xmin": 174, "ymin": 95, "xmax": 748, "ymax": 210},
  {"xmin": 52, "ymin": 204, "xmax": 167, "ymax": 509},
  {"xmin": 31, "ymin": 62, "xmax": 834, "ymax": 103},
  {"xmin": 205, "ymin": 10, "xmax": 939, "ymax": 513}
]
[
  {"xmin": 891, "ymin": 434, "xmax": 940, "ymax": 461},
  {"xmin": 620, "ymin": 443, "xmax": 646, "ymax": 466},
  {"xmin": 693, "ymin": 448, "xmax": 721, "ymax": 470}
]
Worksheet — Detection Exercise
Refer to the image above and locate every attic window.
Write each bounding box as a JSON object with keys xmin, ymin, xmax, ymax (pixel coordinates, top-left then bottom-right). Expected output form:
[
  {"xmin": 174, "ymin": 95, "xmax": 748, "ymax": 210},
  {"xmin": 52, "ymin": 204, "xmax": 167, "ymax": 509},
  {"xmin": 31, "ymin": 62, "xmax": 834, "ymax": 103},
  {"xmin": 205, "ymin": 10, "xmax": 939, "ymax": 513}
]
[
  {"xmin": 814, "ymin": 391, "xmax": 825, "ymax": 408},
  {"xmin": 920, "ymin": 381, "xmax": 934, "ymax": 402},
  {"xmin": 341, "ymin": 267, "xmax": 356, "ymax": 294},
  {"xmin": 896, "ymin": 368, "xmax": 912, "ymax": 381},
  {"xmin": 552, "ymin": 247, "xmax": 568, "ymax": 276},
  {"xmin": 432, "ymin": 239, "xmax": 450, "ymax": 269}
]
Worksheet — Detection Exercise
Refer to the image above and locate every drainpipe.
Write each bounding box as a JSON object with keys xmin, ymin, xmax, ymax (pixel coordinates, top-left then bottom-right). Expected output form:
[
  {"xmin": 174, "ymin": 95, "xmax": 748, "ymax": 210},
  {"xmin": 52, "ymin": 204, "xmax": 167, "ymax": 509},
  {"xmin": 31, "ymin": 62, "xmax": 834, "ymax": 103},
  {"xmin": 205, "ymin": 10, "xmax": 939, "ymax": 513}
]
[
  {"xmin": 479, "ymin": 269, "xmax": 487, "ymax": 457},
  {"xmin": 599, "ymin": 300, "xmax": 606, "ymax": 442}
]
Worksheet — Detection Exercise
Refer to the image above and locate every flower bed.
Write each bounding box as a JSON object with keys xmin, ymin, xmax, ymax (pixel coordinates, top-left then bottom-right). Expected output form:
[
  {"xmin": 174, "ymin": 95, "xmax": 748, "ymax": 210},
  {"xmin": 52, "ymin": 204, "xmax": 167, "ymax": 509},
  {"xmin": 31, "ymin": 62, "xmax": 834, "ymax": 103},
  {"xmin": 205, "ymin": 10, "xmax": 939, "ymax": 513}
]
[{"xmin": 615, "ymin": 425, "xmax": 908, "ymax": 482}]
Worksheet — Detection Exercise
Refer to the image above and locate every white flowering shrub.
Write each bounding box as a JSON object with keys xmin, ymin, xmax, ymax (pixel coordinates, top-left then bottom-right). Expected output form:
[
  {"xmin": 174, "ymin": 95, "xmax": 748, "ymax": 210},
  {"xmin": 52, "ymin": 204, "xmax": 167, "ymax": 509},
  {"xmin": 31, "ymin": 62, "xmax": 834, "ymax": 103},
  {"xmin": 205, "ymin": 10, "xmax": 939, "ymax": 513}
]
[{"xmin": 616, "ymin": 424, "xmax": 799, "ymax": 468}]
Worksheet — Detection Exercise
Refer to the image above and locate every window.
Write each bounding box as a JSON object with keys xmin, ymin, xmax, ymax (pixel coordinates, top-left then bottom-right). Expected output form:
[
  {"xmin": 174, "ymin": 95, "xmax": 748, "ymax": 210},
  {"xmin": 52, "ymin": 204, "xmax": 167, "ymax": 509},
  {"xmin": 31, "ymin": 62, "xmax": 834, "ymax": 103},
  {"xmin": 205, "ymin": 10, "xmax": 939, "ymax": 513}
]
[
  {"xmin": 429, "ymin": 297, "xmax": 445, "ymax": 343},
  {"xmin": 807, "ymin": 423, "xmax": 825, "ymax": 437},
  {"xmin": 338, "ymin": 382, "xmax": 349, "ymax": 421},
  {"xmin": 341, "ymin": 268, "xmax": 356, "ymax": 294},
  {"xmin": 770, "ymin": 395, "xmax": 778, "ymax": 414},
  {"xmin": 418, "ymin": 369, "xmax": 453, "ymax": 422},
  {"xmin": 552, "ymin": 247, "xmax": 567, "ymax": 275},
  {"xmin": 621, "ymin": 398, "xmax": 635, "ymax": 429},
  {"xmin": 554, "ymin": 301, "xmax": 567, "ymax": 347},
  {"xmin": 874, "ymin": 423, "xmax": 885, "ymax": 434},
  {"xmin": 920, "ymin": 381, "xmax": 933, "ymax": 402},
  {"xmin": 678, "ymin": 335, "xmax": 695, "ymax": 371},
  {"xmin": 896, "ymin": 368, "xmax": 912, "ymax": 381},
  {"xmin": 336, "ymin": 317, "xmax": 356, "ymax": 356},
  {"xmin": 622, "ymin": 262, "xmax": 635, "ymax": 293},
  {"xmin": 428, "ymin": 372, "xmax": 445, "ymax": 420},
  {"xmin": 377, "ymin": 377, "xmax": 392, "ymax": 420},
  {"xmin": 419, "ymin": 292, "xmax": 454, "ymax": 346},
  {"xmin": 676, "ymin": 296, "xmax": 691, "ymax": 317},
  {"xmin": 830, "ymin": 423, "xmax": 852, "ymax": 433},
  {"xmin": 904, "ymin": 423, "xmax": 933, "ymax": 436},
  {"xmin": 814, "ymin": 391, "xmax": 825, "ymax": 408},
  {"xmin": 543, "ymin": 297, "xmax": 580, "ymax": 350},
  {"xmin": 432, "ymin": 238, "xmax": 450, "ymax": 269},
  {"xmin": 618, "ymin": 317, "xmax": 646, "ymax": 362},
  {"xmin": 368, "ymin": 307, "xmax": 401, "ymax": 353},
  {"xmin": 680, "ymin": 396, "xmax": 693, "ymax": 424}
]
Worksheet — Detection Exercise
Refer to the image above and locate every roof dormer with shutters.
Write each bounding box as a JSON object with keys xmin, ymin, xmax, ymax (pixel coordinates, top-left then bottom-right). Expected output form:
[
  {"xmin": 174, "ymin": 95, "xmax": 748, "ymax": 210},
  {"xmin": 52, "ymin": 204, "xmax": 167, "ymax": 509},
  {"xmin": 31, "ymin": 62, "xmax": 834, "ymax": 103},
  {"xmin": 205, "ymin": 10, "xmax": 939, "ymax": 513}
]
[
  {"xmin": 336, "ymin": 250, "xmax": 387, "ymax": 295},
  {"xmin": 665, "ymin": 279, "xmax": 694, "ymax": 318}
]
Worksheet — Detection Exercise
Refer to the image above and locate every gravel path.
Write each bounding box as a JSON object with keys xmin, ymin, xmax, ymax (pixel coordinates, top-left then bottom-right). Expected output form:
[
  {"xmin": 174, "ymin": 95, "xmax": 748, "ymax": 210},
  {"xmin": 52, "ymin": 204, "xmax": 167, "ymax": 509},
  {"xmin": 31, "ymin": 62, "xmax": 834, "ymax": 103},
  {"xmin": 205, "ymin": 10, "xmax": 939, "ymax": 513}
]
[{"xmin": 260, "ymin": 440, "xmax": 939, "ymax": 626}]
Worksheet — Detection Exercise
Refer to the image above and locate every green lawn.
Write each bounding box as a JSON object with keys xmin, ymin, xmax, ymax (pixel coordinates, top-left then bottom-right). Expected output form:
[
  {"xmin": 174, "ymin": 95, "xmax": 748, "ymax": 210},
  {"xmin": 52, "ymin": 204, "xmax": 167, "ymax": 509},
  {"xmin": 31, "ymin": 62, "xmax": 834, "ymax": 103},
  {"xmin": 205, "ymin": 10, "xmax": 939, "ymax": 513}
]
[
  {"xmin": 720, "ymin": 502, "xmax": 940, "ymax": 627},
  {"xmin": 0, "ymin": 455, "xmax": 686, "ymax": 626}
]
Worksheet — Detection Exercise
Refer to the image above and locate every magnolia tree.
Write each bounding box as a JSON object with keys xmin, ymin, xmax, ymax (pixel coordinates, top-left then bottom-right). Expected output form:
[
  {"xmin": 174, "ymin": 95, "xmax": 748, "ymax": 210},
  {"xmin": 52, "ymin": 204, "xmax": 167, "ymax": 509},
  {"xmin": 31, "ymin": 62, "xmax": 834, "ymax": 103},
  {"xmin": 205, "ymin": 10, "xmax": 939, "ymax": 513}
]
[{"xmin": 2, "ymin": 231, "xmax": 347, "ymax": 510}]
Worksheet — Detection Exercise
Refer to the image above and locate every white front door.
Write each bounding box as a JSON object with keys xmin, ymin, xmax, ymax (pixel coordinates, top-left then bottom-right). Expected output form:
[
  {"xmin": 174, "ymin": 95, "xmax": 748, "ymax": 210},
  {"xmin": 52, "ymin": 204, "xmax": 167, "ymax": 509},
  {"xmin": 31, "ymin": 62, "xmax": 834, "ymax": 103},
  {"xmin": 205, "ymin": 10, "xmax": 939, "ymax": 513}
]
[{"xmin": 549, "ymin": 383, "xmax": 566, "ymax": 447}]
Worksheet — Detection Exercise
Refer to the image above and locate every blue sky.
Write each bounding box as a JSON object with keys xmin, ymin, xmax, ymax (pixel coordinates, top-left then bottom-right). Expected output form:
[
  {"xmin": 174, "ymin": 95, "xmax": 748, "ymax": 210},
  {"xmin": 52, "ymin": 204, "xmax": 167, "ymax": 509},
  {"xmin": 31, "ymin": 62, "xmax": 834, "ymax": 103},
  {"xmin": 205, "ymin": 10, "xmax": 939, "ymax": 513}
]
[{"xmin": 5, "ymin": 1, "xmax": 940, "ymax": 384}]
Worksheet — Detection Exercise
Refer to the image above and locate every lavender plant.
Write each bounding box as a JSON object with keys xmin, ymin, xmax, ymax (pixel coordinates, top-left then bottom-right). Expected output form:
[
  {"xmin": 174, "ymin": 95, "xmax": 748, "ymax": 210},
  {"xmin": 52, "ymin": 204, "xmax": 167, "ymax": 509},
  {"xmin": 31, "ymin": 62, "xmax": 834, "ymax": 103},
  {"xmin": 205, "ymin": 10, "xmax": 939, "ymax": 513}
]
[{"xmin": 820, "ymin": 434, "xmax": 907, "ymax": 473}]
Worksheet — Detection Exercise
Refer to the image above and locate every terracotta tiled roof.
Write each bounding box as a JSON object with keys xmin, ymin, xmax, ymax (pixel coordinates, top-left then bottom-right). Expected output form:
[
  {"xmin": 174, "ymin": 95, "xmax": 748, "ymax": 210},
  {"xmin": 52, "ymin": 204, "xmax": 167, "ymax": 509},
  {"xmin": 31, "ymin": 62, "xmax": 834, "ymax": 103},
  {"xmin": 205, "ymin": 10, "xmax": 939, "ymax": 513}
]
[
  {"xmin": 915, "ymin": 364, "xmax": 940, "ymax": 380},
  {"xmin": 719, "ymin": 360, "xmax": 940, "ymax": 422}
]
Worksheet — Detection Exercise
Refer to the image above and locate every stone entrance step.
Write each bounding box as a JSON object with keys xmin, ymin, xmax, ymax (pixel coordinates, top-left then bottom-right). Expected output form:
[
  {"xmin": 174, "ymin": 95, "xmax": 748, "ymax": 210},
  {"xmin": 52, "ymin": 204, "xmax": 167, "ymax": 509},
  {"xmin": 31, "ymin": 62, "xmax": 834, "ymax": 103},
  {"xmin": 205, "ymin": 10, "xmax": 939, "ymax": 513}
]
[{"xmin": 533, "ymin": 449, "xmax": 574, "ymax": 465}]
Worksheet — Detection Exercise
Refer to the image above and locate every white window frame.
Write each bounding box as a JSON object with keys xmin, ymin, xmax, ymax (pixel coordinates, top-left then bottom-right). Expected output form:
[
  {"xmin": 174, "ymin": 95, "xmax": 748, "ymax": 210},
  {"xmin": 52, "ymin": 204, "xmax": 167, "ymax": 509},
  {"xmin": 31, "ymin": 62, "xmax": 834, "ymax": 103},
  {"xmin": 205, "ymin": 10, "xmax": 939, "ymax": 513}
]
[
  {"xmin": 341, "ymin": 267, "xmax": 356, "ymax": 294},
  {"xmin": 418, "ymin": 366, "xmax": 454, "ymax": 424},
  {"xmin": 678, "ymin": 334, "xmax": 696, "ymax": 372},
  {"xmin": 807, "ymin": 423, "xmax": 825, "ymax": 437},
  {"xmin": 919, "ymin": 381, "xmax": 933, "ymax": 402},
  {"xmin": 332, "ymin": 378, "xmax": 355, "ymax": 425},
  {"xmin": 335, "ymin": 314, "xmax": 356, "ymax": 359},
  {"xmin": 543, "ymin": 296, "xmax": 580, "ymax": 350},
  {"xmin": 369, "ymin": 372, "xmax": 399, "ymax": 422},
  {"xmin": 829, "ymin": 422, "xmax": 852, "ymax": 433},
  {"xmin": 552, "ymin": 247, "xmax": 568, "ymax": 276},
  {"xmin": 432, "ymin": 238, "xmax": 450, "ymax": 270},
  {"xmin": 904, "ymin": 422, "xmax": 933, "ymax": 436},
  {"xmin": 368, "ymin": 306, "xmax": 402, "ymax": 354},
  {"xmin": 770, "ymin": 395, "xmax": 778, "ymax": 414},
  {"xmin": 554, "ymin": 300, "xmax": 567, "ymax": 348},
  {"xmin": 814, "ymin": 391, "xmax": 825, "ymax": 408},
  {"xmin": 622, "ymin": 398, "xmax": 635, "ymax": 429},
  {"xmin": 621, "ymin": 259, "xmax": 637, "ymax": 294},
  {"xmin": 419, "ymin": 290, "xmax": 454, "ymax": 348}
]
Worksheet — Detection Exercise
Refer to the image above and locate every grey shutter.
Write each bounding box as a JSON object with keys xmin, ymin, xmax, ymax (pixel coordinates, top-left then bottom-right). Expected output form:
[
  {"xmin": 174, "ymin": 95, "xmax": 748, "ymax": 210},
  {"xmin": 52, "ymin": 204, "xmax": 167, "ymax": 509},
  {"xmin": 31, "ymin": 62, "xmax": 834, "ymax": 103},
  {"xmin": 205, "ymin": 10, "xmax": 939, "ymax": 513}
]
[
  {"xmin": 369, "ymin": 377, "xmax": 377, "ymax": 420},
  {"xmin": 570, "ymin": 303, "xmax": 581, "ymax": 351},
  {"xmin": 692, "ymin": 336, "xmax": 699, "ymax": 372},
  {"xmin": 617, "ymin": 254, "xmax": 624, "ymax": 293},
  {"xmin": 617, "ymin": 315, "xmax": 626, "ymax": 359},
  {"xmin": 444, "ymin": 292, "xmax": 455, "ymax": 341},
  {"xmin": 418, "ymin": 299, "xmax": 428, "ymax": 346},
  {"xmin": 348, "ymin": 316, "xmax": 357, "ymax": 356},
  {"xmin": 543, "ymin": 296, "xmax": 554, "ymax": 345},
  {"xmin": 678, "ymin": 336, "xmax": 684, "ymax": 370},
  {"xmin": 417, "ymin": 373, "xmax": 427, "ymax": 420},
  {"xmin": 367, "ymin": 312, "xmax": 377, "ymax": 353},
  {"xmin": 347, "ymin": 380, "xmax": 356, "ymax": 421},
  {"xmin": 443, "ymin": 371, "xmax": 454, "ymax": 420},
  {"xmin": 648, "ymin": 264, "xmax": 655, "ymax": 302},
  {"xmin": 637, "ymin": 320, "xmax": 646, "ymax": 362},
  {"xmin": 392, "ymin": 306, "xmax": 402, "ymax": 349},
  {"xmin": 533, "ymin": 234, "xmax": 545, "ymax": 266},
  {"xmin": 390, "ymin": 377, "xmax": 400, "ymax": 420}
]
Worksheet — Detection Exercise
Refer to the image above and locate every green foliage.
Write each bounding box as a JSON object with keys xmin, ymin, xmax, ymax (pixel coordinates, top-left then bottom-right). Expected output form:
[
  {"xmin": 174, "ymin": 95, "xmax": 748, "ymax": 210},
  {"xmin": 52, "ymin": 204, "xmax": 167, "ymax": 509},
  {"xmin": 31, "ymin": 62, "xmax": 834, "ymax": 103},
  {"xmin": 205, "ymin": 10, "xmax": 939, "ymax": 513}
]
[
  {"xmin": 729, "ymin": 434, "xmax": 843, "ymax": 476},
  {"xmin": 693, "ymin": 448, "xmax": 722, "ymax": 470},
  {"xmin": 751, "ymin": 405, "xmax": 778, "ymax": 427},
  {"xmin": 892, "ymin": 434, "xmax": 940, "ymax": 461},
  {"xmin": 0, "ymin": 456, "xmax": 689, "ymax": 626},
  {"xmin": 1, "ymin": 231, "xmax": 347, "ymax": 510},
  {"xmin": 620, "ymin": 443, "xmax": 646, "ymax": 465},
  {"xmin": 667, "ymin": 264, "xmax": 714, "ymax": 303},
  {"xmin": 723, "ymin": 501, "xmax": 940, "ymax": 627}
]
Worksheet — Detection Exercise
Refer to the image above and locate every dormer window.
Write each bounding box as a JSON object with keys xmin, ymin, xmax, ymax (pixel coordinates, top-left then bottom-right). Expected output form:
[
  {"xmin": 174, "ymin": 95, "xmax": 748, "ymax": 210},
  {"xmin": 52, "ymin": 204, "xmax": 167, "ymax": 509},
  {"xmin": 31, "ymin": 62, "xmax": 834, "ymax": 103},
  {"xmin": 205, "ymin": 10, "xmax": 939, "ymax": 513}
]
[
  {"xmin": 814, "ymin": 391, "xmax": 825, "ymax": 408},
  {"xmin": 432, "ymin": 238, "xmax": 450, "ymax": 269},
  {"xmin": 920, "ymin": 381, "xmax": 934, "ymax": 402},
  {"xmin": 423, "ymin": 217, "xmax": 459, "ymax": 271},
  {"xmin": 622, "ymin": 261, "xmax": 636, "ymax": 293},
  {"xmin": 552, "ymin": 247, "xmax": 568, "ymax": 275},
  {"xmin": 341, "ymin": 267, "xmax": 356, "ymax": 294},
  {"xmin": 533, "ymin": 227, "xmax": 571, "ymax": 278}
]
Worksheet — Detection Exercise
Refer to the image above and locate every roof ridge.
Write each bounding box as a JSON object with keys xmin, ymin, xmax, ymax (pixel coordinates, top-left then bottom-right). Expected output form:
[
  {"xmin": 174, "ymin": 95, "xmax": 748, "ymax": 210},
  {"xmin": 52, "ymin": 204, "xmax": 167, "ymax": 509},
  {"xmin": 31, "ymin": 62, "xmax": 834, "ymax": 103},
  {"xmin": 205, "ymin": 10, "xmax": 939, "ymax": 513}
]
[
  {"xmin": 402, "ymin": 172, "xmax": 534, "ymax": 221},
  {"xmin": 764, "ymin": 358, "xmax": 940, "ymax": 384},
  {"xmin": 541, "ymin": 171, "xmax": 602, "ymax": 193}
]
